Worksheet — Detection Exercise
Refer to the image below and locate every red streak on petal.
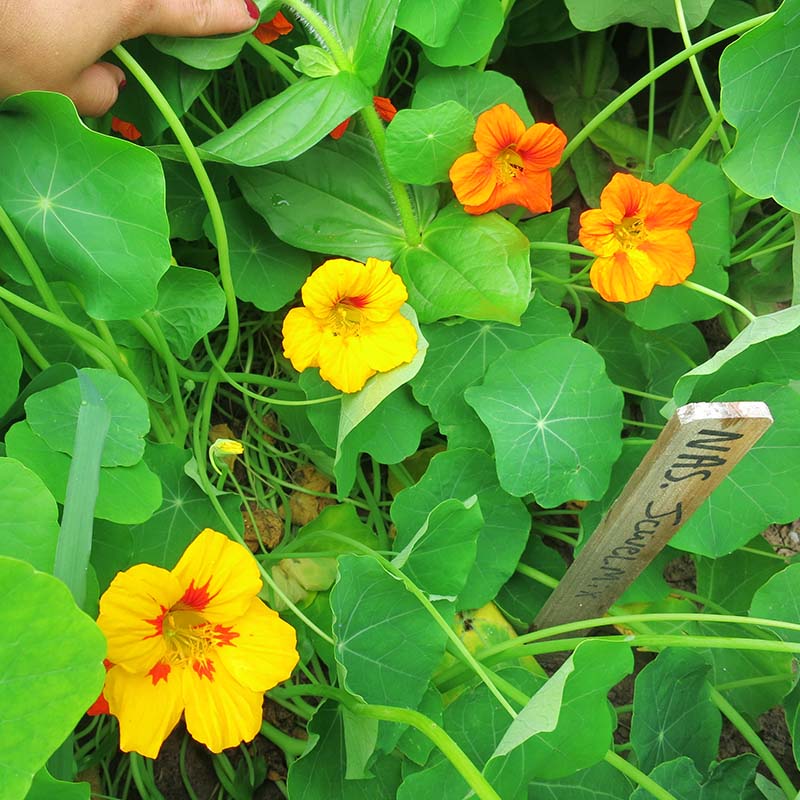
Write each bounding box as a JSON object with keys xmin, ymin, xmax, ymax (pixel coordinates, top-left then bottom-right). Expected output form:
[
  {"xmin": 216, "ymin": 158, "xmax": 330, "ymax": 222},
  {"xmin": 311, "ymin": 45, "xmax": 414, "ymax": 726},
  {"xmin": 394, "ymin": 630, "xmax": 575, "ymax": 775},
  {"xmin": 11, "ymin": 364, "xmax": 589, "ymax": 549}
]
[
  {"xmin": 179, "ymin": 579, "xmax": 216, "ymax": 611},
  {"xmin": 214, "ymin": 624, "xmax": 240, "ymax": 648},
  {"xmin": 143, "ymin": 605, "xmax": 168, "ymax": 639},
  {"xmin": 193, "ymin": 659, "xmax": 216, "ymax": 681},
  {"xmin": 345, "ymin": 294, "xmax": 368, "ymax": 308},
  {"xmin": 87, "ymin": 693, "xmax": 109, "ymax": 716},
  {"xmin": 149, "ymin": 662, "xmax": 171, "ymax": 685}
]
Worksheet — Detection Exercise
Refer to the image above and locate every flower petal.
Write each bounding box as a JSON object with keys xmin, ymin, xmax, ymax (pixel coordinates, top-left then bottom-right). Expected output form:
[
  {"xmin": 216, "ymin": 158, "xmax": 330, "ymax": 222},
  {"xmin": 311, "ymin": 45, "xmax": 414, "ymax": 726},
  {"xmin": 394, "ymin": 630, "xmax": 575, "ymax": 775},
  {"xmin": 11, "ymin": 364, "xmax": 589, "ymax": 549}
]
[
  {"xmin": 639, "ymin": 228, "xmax": 697, "ymax": 286},
  {"xmin": 104, "ymin": 663, "xmax": 184, "ymax": 759},
  {"xmin": 578, "ymin": 208, "xmax": 619, "ymax": 257},
  {"xmin": 97, "ymin": 564, "xmax": 181, "ymax": 672},
  {"xmin": 473, "ymin": 104, "xmax": 526, "ymax": 157},
  {"xmin": 492, "ymin": 169, "xmax": 554, "ymax": 215},
  {"xmin": 450, "ymin": 150, "xmax": 497, "ymax": 207},
  {"xmin": 282, "ymin": 307, "xmax": 323, "ymax": 371},
  {"xmin": 301, "ymin": 258, "xmax": 379, "ymax": 316},
  {"xmin": 590, "ymin": 250, "xmax": 659, "ymax": 303},
  {"xmin": 600, "ymin": 172, "xmax": 650, "ymax": 223},
  {"xmin": 171, "ymin": 529, "xmax": 262, "ymax": 624},
  {"xmin": 216, "ymin": 599, "xmax": 299, "ymax": 693},
  {"xmin": 356, "ymin": 258, "xmax": 408, "ymax": 322},
  {"xmin": 517, "ymin": 123, "xmax": 567, "ymax": 170},
  {"xmin": 645, "ymin": 183, "xmax": 701, "ymax": 231},
  {"xmin": 182, "ymin": 656, "xmax": 263, "ymax": 753},
  {"xmin": 317, "ymin": 332, "xmax": 376, "ymax": 393},
  {"xmin": 359, "ymin": 313, "xmax": 418, "ymax": 373}
]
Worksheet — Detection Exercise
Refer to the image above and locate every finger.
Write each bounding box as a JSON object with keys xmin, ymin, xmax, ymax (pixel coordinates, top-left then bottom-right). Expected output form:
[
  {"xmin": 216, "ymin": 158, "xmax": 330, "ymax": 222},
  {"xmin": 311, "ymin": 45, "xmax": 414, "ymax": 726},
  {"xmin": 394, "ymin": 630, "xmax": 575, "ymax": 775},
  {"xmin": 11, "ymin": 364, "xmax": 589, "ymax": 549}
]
[
  {"xmin": 123, "ymin": 0, "xmax": 259, "ymax": 39},
  {"xmin": 64, "ymin": 62, "xmax": 126, "ymax": 117}
]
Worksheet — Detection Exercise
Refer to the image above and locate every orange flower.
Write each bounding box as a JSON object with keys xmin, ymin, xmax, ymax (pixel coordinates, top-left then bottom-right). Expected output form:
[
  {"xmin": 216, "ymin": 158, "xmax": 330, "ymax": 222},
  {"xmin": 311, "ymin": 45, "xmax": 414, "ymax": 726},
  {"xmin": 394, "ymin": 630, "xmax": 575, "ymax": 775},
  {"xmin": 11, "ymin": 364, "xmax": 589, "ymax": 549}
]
[
  {"xmin": 111, "ymin": 117, "xmax": 141, "ymax": 141},
  {"xmin": 373, "ymin": 96, "xmax": 397, "ymax": 123},
  {"xmin": 578, "ymin": 173, "xmax": 701, "ymax": 303},
  {"xmin": 254, "ymin": 11, "xmax": 293, "ymax": 44},
  {"xmin": 449, "ymin": 104, "xmax": 566, "ymax": 216},
  {"xmin": 330, "ymin": 96, "xmax": 397, "ymax": 140}
]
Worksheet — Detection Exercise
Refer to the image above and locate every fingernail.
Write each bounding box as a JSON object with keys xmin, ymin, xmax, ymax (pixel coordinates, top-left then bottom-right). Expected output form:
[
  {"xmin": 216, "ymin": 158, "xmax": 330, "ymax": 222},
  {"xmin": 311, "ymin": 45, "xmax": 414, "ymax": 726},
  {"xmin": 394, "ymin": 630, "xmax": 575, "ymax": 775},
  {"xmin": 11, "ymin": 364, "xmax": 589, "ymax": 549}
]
[
  {"xmin": 118, "ymin": 79, "xmax": 127, "ymax": 91},
  {"xmin": 244, "ymin": 0, "xmax": 260, "ymax": 20}
]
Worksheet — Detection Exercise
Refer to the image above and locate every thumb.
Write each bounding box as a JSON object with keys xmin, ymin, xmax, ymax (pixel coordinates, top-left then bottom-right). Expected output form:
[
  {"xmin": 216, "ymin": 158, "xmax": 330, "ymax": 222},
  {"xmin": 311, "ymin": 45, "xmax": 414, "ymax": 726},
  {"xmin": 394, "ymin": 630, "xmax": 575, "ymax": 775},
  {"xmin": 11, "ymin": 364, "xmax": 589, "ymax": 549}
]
[
  {"xmin": 124, "ymin": 0, "xmax": 260, "ymax": 39},
  {"xmin": 64, "ymin": 62, "xmax": 126, "ymax": 117}
]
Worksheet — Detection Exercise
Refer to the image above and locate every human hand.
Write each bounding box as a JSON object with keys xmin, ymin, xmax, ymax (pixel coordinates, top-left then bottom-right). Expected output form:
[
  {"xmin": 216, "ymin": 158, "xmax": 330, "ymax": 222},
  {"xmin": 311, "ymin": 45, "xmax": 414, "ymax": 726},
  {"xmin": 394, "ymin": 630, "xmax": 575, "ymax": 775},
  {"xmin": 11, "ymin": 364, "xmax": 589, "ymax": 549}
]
[{"xmin": 0, "ymin": 0, "xmax": 260, "ymax": 116}]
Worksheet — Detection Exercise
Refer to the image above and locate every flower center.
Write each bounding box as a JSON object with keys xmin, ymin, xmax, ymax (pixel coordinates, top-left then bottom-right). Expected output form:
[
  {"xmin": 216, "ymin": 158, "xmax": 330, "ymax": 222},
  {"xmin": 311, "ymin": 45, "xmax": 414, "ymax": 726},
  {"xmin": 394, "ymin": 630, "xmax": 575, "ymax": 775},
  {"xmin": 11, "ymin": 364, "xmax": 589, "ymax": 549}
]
[
  {"xmin": 162, "ymin": 608, "xmax": 217, "ymax": 665},
  {"xmin": 330, "ymin": 297, "xmax": 366, "ymax": 336},
  {"xmin": 614, "ymin": 215, "xmax": 648, "ymax": 249},
  {"xmin": 496, "ymin": 147, "xmax": 525, "ymax": 184}
]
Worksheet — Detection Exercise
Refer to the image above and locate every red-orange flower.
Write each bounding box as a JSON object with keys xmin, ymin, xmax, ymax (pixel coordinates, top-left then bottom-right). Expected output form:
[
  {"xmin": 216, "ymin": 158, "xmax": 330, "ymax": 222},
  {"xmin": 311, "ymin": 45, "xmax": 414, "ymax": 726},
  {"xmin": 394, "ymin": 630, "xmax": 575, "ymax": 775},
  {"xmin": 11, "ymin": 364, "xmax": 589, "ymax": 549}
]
[
  {"xmin": 111, "ymin": 117, "xmax": 141, "ymax": 141},
  {"xmin": 330, "ymin": 96, "xmax": 397, "ymax": 140},
  {"xmin": 254, "ymin": 11, "xmax": 293, "ymax": 44},
  {"xmin": 449, "ymin": 104, "xmax": 566, "ymax": 216},
  {"xmin": 578, "ymin": 172, "xmax": 701, "ymax": 303}
]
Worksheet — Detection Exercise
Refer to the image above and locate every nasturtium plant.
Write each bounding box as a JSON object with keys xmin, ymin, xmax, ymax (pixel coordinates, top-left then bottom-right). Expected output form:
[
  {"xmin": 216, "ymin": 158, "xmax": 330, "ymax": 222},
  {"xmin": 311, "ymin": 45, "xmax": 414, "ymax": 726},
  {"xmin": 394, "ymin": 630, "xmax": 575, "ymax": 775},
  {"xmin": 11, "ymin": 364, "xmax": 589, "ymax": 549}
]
[{"xmin": 2, "ymin": 1, "xmax": 800, "ymax": 798}]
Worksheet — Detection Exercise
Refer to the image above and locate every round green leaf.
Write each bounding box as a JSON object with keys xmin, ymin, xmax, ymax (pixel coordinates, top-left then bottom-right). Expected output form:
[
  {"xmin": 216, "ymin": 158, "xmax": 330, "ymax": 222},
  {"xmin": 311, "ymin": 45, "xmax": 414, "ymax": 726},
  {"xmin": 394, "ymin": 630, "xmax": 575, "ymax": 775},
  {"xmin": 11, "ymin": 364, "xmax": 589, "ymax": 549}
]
[
  {"xmin": 0, "ymin": 93, "xmax": 170, "ymax": 319},
  {"xmin": 153, "ymin": 267, "xmax": 226, "ymax": 359},
  {"xmin": 413, "ymin": 67, "xmax": 534, "ymax": 125},
  {"xmin": 0, "ymin": 458, "xmax": 60, "ymax": 573},
  {"xmin": 397, "ymin": 0, "xmax": 465, "ymax": 46},
  {"xmin": 421, "ymin": 0, "xmax": 504, "ymax": 67},
  {"xmin": 565, "ymin": 0, "xmax": 714, "ymax": 30},
  {"xmin": 390, "ymin": 448, "xmax": 530, "ymax": 610},
  {"xmin": 25, "ymin": 369, "xmax": 149, "ymax": 468},
  {"xmin": 394, "ymin": 203, "xmax": 531, "ymax": 324},
  {"xmin": 392, "ymin": 497, "xmax": 483, "ymax": 598},
  {"xmin": 465, "ymin": 337, "xmax": 624, "ymax": 504},
  {"xmin": 720, "ymin": 0, "xmax": 800, "ymax": 211},
  {"xmin": 0, "ymin": 556, "xmax": 105, "ymax": 800},
  {"xmin": 204, "ymin": 199, "xmax": 309, "ymax": 312},
  {"xmin": 750, "ymin": 564, "xmax": 800, "ymax": 645},
  {"xmin": 385, "ymin": 102, "xmax": 475, "ymax": 184},
  {"xmin": 331, "ymin": 555, "xmax": 449, "ymax": 708},
  {"xmin": 6, "ymin": 421, "xmax": 161, "ymax": 524},
  {"xmin": 411, "ymin": 292, "xmax": 572, "ymax": 446}
]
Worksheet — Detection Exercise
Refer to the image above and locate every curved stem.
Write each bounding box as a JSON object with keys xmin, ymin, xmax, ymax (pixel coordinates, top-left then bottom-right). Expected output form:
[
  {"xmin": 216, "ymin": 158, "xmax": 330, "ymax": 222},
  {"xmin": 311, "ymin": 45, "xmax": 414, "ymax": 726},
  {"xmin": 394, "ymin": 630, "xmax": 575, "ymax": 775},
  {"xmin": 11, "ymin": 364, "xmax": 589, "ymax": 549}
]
[
  {"xmin": 559, "ymin": 14, "xmax": 771, "ymax": 166},
  {"xmin": 0, "ymin": 298, "xmax": 50, "ymax": 370},
  {"xmin": 351, "ymin": 705, "xmax": 502, "ymax": 800},
  {"xmin": 710, "ymin": 687, "xmax": 797, "ymax": 798},
  {"xmin": 682, "ymin": 279, "xmax": 757, "ymax": 322},
  {"xmin": 281, "ymin": 0, "xmax": 351, "ymax": 70},
  {"xmin": 618, "ymin": 385, "xmax": 671, "ymax": 402},
  {"xmin": 605, "ymin": 751, "xmax": 679, "ymax": 800},
  {"xmin": 663, "ymin": 110, "xmax": 725, "ymax": 185},
  {"xmin": 529, "ymin": 241, "xmax": 595, "ymax": 257},
  {"xmin": 674, "ymin": 0, "xmax": 731, "ymax": 153},
  {"xmin": 359, "ymin": 103, "xmax": 421, "ymax": 244},
  {"xmin": 113, "ymin": 44, "xmax": 240, "ymax": 373}
]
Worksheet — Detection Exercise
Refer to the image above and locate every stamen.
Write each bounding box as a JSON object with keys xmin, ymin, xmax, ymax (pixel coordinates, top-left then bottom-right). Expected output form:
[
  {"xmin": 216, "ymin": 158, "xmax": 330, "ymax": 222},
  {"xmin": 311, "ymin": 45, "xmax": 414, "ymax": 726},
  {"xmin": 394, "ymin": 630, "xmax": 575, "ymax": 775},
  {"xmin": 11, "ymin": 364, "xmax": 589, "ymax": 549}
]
[
  {"xmin": 614, "ymin": 216, "xmax": 648, "ymax": 250},
  {"xmin": 496, "ymin": 147, "xmax": 525, "ymax": 184}
]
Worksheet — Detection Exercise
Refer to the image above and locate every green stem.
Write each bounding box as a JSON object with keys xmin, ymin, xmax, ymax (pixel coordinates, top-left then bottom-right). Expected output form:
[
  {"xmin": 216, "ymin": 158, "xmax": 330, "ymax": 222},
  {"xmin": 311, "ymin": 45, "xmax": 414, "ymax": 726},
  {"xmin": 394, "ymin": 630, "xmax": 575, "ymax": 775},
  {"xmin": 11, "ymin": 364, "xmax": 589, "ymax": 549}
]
[
  {"xmin": 605, "ymin": 751, "xmax": 679, "ymax": 800},
  {"xmin": 516, "ymin": 563, "xmax": 559, "ymax": 589},
  {"xmin": 197, "ymin": 92, "xmax": 228, "ymax": 131},
  {"xmin": 663, "ymin": 109, "xmax": 725, "ymax": 185},
  {"xmin": 645, "ymin": 29, "xmax": 656, "ymax": 170},
  {"xmin": 359, "ymin": 102, "xmax": 421, "ymax": 244},
  {"xmin": 559, "ymin": 14, "xmax": 771, "ymax": 166},
  {"xmin": 617, "ymin": 385, "xmax": 671, "ymax": 402},
  {"xmin": 246, "ymin": 37, "xmax": 299, "ymax": 84},
  {"xmin": 349, "ymin": 705, "xmax": 502, "ymax": 800},
  {"xmin": 733, "ymin": 239, "xmax": 794, "ymax": 264},
  {"xmin": 674, "ymin": 0, "xmax": 732, "ymax": 153},
  {"xmin": 682, "ymin": 279, "xmax": 757, "ymax": 322},
  {"xmin": 710, "ymin": 687, "xmax": 796, "ymax": 798},
  {"xmin": 281, "ymin": 0, "xmax": 350, "ymax": 69},
  {"xmin": 113, "ymin": 45, "xmax": 240, "ymax": 373},
  {"xmin": 259, "ymin": 722, "xmax": 307, "ymax": 757},
  {"xmin": 0, "ymin": 298, "xmax": 50, "ymax": 370},
  {"xmin": 529, "ymin": 241, "xmax": 595, "ymax": 257}
]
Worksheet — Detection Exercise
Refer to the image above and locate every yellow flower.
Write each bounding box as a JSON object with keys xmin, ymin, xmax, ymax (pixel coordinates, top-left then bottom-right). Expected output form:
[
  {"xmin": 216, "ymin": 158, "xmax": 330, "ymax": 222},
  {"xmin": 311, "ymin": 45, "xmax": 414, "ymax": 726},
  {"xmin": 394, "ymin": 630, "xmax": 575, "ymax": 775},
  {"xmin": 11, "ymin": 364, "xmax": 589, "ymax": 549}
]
[
  {"xmin": 209, "ymin": 438, "xmax": 245, "ymax": 475},
  {"xmin": 96, "ymin": 529, "xmax": 299, "ymax": 758},
  {"xmin": 282, "ymin": 257, "xmax": 418, "ymax": 393}
]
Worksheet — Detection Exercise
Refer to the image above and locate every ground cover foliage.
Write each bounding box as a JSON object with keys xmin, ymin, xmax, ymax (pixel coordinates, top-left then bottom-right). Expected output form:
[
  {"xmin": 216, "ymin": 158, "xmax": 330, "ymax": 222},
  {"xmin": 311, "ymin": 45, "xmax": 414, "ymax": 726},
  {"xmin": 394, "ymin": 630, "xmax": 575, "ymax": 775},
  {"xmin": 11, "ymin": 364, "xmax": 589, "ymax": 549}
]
[{"xmin": 4, "ymin": 0, "xmax": 800, "ymax": 798}]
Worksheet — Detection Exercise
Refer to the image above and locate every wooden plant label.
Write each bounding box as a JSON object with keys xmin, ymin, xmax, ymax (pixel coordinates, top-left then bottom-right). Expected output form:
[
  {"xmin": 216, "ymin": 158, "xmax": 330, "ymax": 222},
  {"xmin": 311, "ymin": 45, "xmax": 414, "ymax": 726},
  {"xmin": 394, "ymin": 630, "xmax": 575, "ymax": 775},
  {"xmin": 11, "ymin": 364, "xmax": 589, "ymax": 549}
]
[{"xmin": 533, "ymin": 401, "xmax": 773, "ymax": 633}]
